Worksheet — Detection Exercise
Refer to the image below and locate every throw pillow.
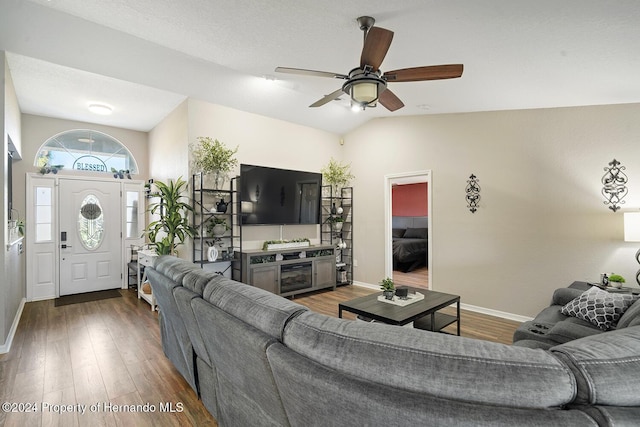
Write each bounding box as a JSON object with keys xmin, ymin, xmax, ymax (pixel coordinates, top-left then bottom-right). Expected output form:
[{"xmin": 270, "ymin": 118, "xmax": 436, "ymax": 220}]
[
  {"xmin": 402, "ymin": 228, "xmax": 428, "ymax": 239},
  {"xmin": 392, "ymin": 228, "xmax": 406, "ymax": 238},
  {"xmin": 561, "ymin": 286, "xmax": 638, "ymax": 330}
]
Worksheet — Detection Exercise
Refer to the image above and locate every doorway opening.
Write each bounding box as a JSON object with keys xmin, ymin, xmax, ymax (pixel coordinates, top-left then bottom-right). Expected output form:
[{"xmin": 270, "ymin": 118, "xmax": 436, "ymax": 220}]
[{"xmin": 384, "ymin": 171, "xmax": 432, "ymax": 290}]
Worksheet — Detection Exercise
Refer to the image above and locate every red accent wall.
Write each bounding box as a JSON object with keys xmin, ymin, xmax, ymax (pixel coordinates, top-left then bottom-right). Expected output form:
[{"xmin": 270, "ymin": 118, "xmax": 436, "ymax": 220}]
[{"xmin": 392, "ymin": 183, "xmax": 428, "ymax": 216}]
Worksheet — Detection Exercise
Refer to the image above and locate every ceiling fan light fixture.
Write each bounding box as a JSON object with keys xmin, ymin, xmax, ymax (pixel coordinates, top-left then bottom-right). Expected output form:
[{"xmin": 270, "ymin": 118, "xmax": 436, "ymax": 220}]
[{"xmin": 351, "ymin": 81, "xmax": 378, "ymax": 105}]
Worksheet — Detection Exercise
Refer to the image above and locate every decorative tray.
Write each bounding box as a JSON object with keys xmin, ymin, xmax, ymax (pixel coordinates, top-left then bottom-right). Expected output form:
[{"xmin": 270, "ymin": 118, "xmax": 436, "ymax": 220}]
[{"xmin": 377, "ymin": 292, "xmax": 425, "ymax": 307}]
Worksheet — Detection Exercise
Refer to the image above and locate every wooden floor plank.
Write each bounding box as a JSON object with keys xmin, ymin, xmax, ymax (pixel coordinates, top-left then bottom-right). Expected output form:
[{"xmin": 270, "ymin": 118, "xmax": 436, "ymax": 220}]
[{"xmin": 1, "ymin": 285, "xmax": 522, "ymax": 426}]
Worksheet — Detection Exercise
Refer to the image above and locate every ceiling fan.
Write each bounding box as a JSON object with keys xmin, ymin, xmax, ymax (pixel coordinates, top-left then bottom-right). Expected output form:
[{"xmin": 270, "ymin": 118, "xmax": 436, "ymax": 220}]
[{"xmin": 275, "ymin": 16, "xmax": 463, "ymax": 111}]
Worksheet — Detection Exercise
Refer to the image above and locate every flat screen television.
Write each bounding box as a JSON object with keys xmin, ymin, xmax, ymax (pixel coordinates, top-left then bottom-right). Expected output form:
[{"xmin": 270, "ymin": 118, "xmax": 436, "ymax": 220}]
[{"xmin": 240, "ymin": 164, "xmax": 322, "ymax": 225}]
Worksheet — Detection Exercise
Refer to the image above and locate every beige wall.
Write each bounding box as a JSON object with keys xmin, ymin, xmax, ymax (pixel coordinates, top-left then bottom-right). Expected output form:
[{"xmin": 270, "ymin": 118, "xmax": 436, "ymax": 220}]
[
  {"xmin": 13, "ymin": 116, "xmax": 149, "ymax": 212},
  {"xmin": 148, "ymin": 99, "xmax": 342, "ymax": 259},
  {"xmin": 344, "ymin": 103, "xmax": 640, "ymax": 317},
  {"xmin": 148, "ymin": 99, "xmax": 189, "ymax": 183},
  {"xmin": 2, "ymin": 52, "xmax": 25, "ymax": 350}
]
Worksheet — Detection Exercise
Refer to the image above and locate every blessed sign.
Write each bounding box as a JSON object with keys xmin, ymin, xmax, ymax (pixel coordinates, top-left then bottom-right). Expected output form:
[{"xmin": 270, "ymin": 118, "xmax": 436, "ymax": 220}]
[{"xmin": 73, "ymin": 155, "xmax": 108, "ymax": 172}]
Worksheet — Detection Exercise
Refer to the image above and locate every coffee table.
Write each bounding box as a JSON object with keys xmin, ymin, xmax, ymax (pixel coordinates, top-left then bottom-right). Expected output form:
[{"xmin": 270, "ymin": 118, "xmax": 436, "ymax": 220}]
[{"xmin": 338, "ymin": 288, "xmax": 460, "ymax": 335}]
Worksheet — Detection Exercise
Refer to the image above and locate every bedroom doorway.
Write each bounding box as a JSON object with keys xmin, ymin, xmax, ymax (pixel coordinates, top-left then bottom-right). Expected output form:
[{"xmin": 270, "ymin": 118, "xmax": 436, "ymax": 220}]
[{"xmin": 384, "ymin": 171, "xmax": 432, "ymax": 290}]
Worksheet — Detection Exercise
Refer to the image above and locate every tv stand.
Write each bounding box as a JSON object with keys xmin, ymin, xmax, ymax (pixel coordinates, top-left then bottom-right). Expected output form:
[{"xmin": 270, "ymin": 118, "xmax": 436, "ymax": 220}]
[{"xmin": 240, "ymin": 245, "xmax": 336, "ymax": 297}]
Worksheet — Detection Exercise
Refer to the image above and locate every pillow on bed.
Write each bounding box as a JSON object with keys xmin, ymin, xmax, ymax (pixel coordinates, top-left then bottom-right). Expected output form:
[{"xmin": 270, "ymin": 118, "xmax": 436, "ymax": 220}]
[
  {"xmin": 392, "ymin": 228, "xmax": 406, "ymax": 238},
  {"xmin": 403, "ymin": 228, "xmax": 428, "ymax": 239}
]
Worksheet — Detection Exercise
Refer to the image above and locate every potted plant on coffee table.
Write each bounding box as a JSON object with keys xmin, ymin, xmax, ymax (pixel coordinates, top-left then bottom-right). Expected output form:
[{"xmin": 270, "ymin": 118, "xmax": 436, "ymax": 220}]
[
  {"xmin": 144, "ymin": 177, "xmax": 196, "ymax": 256},
  {"xmin": 380, "ymin": 277, "xmax": 395, "ymax": 300}
]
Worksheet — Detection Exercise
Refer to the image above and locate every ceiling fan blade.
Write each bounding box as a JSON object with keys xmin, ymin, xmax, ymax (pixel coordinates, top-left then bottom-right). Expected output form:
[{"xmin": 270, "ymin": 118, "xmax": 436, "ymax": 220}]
[
  {"xmin": 275, "ymin": 67, "xmax": 348, "ymax": 79},
  {"xmin": 379, "ymin": 89, "xmax": 404, "ymax": 111},
  {"xmin": 309, "ymin": 88, "xmax": 345, "ymax": 107},
  {"xmin": 360, "ymin": 27, "xmax": 394, "ymax": 70},
  {"xmin": 383, "ymin": 64, "xmax": 464, "ymax": 82}
]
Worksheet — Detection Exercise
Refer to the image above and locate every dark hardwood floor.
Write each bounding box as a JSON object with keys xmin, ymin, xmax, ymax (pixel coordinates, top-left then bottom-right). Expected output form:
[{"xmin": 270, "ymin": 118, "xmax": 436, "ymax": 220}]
[{"xmin": 1, "ymin": 284, "xmax": 521, "ymax": 426}]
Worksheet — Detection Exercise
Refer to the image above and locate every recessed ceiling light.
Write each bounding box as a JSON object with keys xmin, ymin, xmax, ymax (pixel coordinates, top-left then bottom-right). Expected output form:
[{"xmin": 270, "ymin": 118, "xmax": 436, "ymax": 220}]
[{"xmin": 88, "ymin": 103, "xmax": 113, "ymax": 115}]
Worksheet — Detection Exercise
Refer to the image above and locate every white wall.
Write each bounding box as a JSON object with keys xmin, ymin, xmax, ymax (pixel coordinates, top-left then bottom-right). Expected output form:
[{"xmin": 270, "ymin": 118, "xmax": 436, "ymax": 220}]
[
  {"xmin": 2, "ymin": 52, "xmax": 25, "ymax": 351},
  {"xmin": 148, "ymin": 99, "xmax": 343, "ymax": 259},
  {"xmin": 186, "ymin": 99, "xmax": 342, "ymax": 251},
  {"xmin": 344, "ymin": 103, "xmax": 640, "ymax": 317}
]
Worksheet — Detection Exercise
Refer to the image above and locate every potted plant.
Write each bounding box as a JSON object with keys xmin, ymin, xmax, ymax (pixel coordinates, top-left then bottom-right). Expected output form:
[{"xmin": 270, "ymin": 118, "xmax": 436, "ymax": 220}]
[
  {"xmin": 144, "ymin": 177, "xmax": 196, "ymax": 255},
  {"xmin": 608, "ymin": 274, "xmax": 626, "ymax": 289},
  {"xmin": 205, "ymin": 216, "xmax": 229, "ymax": 237},
  {"xmin": 326, "ymin": 215, "xmax": 344, "ymax": 232},
  {"xmin": 380, "ymin": 277, "xmax": 395, "ymax": 300},
  {"xmin": 321, "ymin": 157, "xmax": 355, "ymax": 194},
  {"xmin": 190, "ymin": 137, "xmax": 239, "ymax": 189}
]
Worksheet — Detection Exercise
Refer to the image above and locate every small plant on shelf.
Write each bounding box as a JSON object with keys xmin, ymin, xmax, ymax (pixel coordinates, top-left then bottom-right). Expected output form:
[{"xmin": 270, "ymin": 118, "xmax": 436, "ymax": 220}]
[
  {"xmin": 262, "ymin": 238, "xmax": 311, "ymax": 251},
  {"xmin": 326, "ymin": 215, "xmax": 344, "ymax": 231},
  {"xmin": 191, "ymin": 137, "xmax": 238, "ymax": 189},
  {"xmin": 205, "ymin": 216, "xmax": 230, "ymax": 237},
  {"xmin": 608, "ymin": 274, "xmax": 626, "ymax": 288}
]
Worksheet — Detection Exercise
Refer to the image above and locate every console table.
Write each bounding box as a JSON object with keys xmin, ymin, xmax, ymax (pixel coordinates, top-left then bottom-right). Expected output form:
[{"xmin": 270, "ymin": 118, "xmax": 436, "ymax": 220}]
[
  {"xmin": 240, "ymin": 245, "xmax": 336, "ymax": 297},
  {"xmin": 137, "ymin": 249, "xmax": 158, "ymax": 311}
]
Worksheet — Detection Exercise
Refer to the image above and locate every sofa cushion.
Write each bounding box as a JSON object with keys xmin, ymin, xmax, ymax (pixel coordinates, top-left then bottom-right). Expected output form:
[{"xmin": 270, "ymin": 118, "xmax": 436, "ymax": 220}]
[
  {"xmin": 552, "ymin": 325, "xmax": 640, "ymax": 406},
  {"xmin": 267, "ymin": 343, "xmax": 596, "ymax": 427},
  {"xmin": 203, "ymin": 278, "xmax": 307, "ymax": 340},
  {"xmin": 546, "ymin": 321, "xmax": 603, "ymax": 344},
  {"xmin": 616, "ymin": 298, "xmax": 640, "ymax": 329},
  {"xmin": 283, "ymin": 311, "xmax": 576, "ymax": 409},
  {"xmin": 154, "ymin": 255, "xmax": 197, "ymax": 282},
  {"xmin": 561, "ymin": 287, "xmax": 638, "ymax": 330}
]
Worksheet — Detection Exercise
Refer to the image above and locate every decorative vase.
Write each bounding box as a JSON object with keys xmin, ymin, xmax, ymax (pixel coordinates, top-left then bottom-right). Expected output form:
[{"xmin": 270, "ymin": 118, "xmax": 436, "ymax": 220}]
[
  {"xmin": 216, "ymin": 198, "xmax": 228, "ymax": 213},
  {"xmin": 204, "ymin": 171, "xmax": 226, "ymax": 190},
  {"xmin": 610, "ymin": 281, "xmax": 622, "ymax": 289},
  {"xmin": 207, "ymin": 246, "xmax": 218, "ymax": 262},
  {"xmin": 383, "ymin": 290, "xmax": 395, "ymax": 300},
  {"xmin": 333, "ymin": 222, "xmax": 343, "ymax": 232},
  {"xmin": 211, "ymin": 224, "xmax": 226, "ymax": 237}
]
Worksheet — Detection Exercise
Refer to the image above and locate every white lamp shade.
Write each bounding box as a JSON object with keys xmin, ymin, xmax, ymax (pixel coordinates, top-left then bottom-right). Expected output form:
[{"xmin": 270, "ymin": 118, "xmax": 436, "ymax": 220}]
[
  {"xmin": 351, "ymin": 82, "xmax": 378, "ymax": 104},
  {"xmin": 624, "ymin": 212, "xmax": 640, "ymax": 242}
]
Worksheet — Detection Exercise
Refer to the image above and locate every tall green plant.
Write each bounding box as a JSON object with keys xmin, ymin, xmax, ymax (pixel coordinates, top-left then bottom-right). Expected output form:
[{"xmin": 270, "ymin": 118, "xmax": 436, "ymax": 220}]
[{"xmin": 145, "ymin": 177, "xmax": 196, "ymax": 256}]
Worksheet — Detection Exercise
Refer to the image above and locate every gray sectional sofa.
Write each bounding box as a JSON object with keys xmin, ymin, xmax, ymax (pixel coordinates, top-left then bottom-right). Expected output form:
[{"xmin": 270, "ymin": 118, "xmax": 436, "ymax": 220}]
[
  {"xmin": 147, "ymin": 256, "xmax": 640, "ymax": 426},
  {"xmin": 513, "ymin": 281, "xmax": 640, "ymax": 349}
]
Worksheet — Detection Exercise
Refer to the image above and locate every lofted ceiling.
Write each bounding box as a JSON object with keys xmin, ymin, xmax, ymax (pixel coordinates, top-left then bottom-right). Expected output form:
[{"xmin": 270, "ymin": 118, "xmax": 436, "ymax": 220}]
[{"xmin": 1, "ymin": 0, "xmax": 640, "ymax": 134}]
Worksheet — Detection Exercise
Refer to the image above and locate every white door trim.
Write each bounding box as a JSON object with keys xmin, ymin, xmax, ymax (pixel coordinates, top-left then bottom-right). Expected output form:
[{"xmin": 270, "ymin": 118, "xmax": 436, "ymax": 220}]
[
  {"xmin": 25, "ymin": 173, "xmax": 145, "ymax": 301},
  {"xmin": 383, "ymin": 170, "xmax": 433, "ymax": 288}
]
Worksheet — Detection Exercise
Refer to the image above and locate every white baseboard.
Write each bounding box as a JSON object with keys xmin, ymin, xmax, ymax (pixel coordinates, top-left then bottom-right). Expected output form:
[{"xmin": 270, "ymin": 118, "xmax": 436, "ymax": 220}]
[
  {"xmin": 0, "ymin": 297, "xmax": 26, "ymax": 354},
  {"xmin": 351, "ymin": 282, "xmax": 532, "ymax": 323}
]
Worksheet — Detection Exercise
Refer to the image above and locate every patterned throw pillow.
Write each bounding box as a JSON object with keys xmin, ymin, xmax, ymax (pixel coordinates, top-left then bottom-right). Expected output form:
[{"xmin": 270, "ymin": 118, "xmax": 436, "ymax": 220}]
[{"xmin": 561, "ymin": 286, "xmax": 639, "ymax": 330}]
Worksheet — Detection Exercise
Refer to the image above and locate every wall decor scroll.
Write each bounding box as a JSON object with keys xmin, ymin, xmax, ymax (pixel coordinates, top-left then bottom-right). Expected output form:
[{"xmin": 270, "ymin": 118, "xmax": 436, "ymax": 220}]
[
  {"xmin": 465, "ymin": 174, "xmax": 481, "ymax": 213},
  {"xmin": 601, "ymin": 159, "xmax": 628, "ymax": 212}
]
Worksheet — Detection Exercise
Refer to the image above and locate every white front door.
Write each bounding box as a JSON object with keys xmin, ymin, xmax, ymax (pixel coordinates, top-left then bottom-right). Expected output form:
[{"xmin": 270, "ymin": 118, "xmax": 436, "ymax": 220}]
[{"xmin": 59, "ymin": 179, "xmax": 122, "ymax": 296}]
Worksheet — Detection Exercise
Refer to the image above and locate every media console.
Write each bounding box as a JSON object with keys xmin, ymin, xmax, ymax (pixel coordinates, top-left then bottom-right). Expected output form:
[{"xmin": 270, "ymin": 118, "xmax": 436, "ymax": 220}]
[{"xmin": 240, "ymin": 244, "xmax": 336, "ymax": 297}]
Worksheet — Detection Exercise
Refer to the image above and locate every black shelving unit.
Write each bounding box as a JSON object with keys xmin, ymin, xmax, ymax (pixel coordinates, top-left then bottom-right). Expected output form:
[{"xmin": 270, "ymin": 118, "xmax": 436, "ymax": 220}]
[
  {"xmin": 192, "ymin": 173, "xmax": 242, "ymax": 281},
  {"xmin": 321, "ymin": 186, "xmax": 353, "ymax": 286}
]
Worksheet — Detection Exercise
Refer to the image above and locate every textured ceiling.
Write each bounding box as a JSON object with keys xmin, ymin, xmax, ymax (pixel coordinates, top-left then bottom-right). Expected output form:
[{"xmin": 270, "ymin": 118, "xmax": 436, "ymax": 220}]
[{"xmin": 1, "ymin": 0, "xmax": 639, "ymax": 134}]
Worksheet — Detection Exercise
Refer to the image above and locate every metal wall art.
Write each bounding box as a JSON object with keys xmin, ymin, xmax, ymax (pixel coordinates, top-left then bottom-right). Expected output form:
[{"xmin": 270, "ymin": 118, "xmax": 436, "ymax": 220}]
[
  {"xmin": 465, "ymin": 174, "xmax": 481, "ymax": 213},
  {"xmin": 602, "ymin": 159, "xmax": 628, "ymax": 212}
]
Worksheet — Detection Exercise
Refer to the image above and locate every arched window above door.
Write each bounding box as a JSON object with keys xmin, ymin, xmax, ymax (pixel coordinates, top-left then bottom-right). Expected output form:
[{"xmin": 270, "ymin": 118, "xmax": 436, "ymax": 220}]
[{"xmin": 34, "ymin": 129, "xmax": 138, "ymax": 175}]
